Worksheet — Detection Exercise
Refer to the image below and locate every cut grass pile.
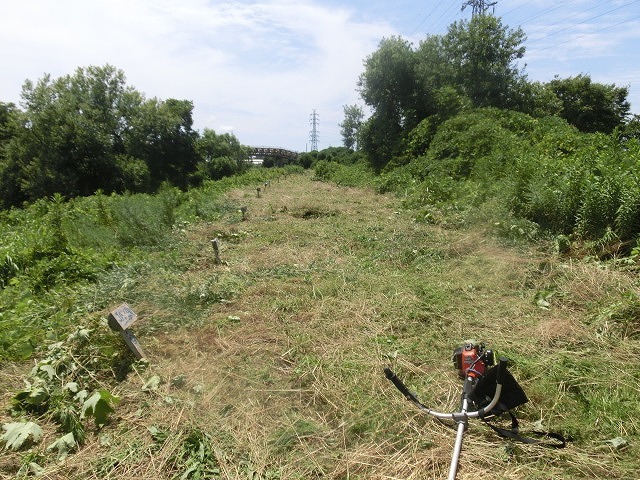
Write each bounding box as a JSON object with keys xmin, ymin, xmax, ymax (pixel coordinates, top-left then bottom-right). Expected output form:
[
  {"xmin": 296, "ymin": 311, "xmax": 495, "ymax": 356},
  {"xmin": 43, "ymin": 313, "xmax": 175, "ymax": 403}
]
[{"xmin": 1, "ymin": 171, "xmax": 639, "ymax": 479}]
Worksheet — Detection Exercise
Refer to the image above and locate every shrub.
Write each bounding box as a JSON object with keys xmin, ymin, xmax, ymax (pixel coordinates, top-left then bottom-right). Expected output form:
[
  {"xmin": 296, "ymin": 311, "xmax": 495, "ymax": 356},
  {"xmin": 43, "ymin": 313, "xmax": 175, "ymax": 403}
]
[{"xmin": 313, "ymin": 160, "xmax": 340, "ymax": 181}]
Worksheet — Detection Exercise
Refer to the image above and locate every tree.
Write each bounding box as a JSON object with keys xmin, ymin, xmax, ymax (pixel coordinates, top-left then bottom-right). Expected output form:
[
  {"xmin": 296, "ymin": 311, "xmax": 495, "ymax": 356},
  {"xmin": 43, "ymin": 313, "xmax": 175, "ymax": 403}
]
[
  {"xmin": 0, "ymin": 102, "xmax": 19, "ymax": 144},
  {"xmin": 358, "ymin": 36, "xmax": 418, "ymax": 169},
  {"xmin": 0, "ymin": 102, "xmax": 24, "ymax": 208},
  {"xmin": 0, "ymin": 65, "xmax": 205, "ymax": 208},
  {"xmin": 357, "ymin": 17, "xmax": 531, "ymax": 169},
  {"xmin": 339, "ymin": 104, "xmax": 364, "ymax": 150},
  {"xmin": 358, "ymin": 111, "xmax": 404, "ymax": 170},
  {"xmin": 508, "ymin": 79, "xmax": 561, "ymax": 118},
  {"xmin": 548, "ymin": 74, "xmax": 630, "ymax": 134},
  {"xmin": 196, "ymin": 129, "xmax": 246, "ymax": 162},
  {"xmin": 442, "ymin": 15, "xmax": 526, "ymax": 109},
  {"xmin": 193, "ymin": 129, "xmax": 248, "ymax": 181},
  {"xmin": 621, "ymin": 114, "xmax": 640, "ymax": 143},
  {"xmin": 124, "ymin": 98, "xmax": 199, "ymax": 190},
  {"xmin": 358, "ymin": 36, "xmax": 418, "ymax": 127},
  {"xmin": 4, "ymin": 65, "xmax": 146, "ymax": 202}
]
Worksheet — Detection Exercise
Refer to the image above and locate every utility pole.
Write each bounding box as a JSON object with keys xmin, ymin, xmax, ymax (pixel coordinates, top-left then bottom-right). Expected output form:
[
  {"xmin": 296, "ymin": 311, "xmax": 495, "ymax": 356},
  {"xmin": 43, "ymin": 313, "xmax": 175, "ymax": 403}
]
[
  {"xmin": 309, "ymin": 109, "xmax": 319, "ymax": 151},
  {"xmin": 461, "ymin": 0, "xmax": 497, "ymax": 16}
]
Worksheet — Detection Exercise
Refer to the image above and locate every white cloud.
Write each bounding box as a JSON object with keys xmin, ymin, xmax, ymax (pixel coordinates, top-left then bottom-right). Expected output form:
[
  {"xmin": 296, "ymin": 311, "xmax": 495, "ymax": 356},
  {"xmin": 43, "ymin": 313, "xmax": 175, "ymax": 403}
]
[
  {"xmin": 0, "ymin": 0, "xmax": 393, "ymax": 150},
  {"xmin": 2, "ymin": 0, "xmax": 638, "ymax": 149}
]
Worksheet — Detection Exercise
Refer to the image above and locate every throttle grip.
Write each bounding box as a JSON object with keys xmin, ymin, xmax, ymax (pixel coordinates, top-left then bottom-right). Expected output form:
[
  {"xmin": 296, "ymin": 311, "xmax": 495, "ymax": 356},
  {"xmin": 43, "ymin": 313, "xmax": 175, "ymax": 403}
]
[{"xmin": 384, "ymin": 368, "xmax": 414, "ymax": 400}]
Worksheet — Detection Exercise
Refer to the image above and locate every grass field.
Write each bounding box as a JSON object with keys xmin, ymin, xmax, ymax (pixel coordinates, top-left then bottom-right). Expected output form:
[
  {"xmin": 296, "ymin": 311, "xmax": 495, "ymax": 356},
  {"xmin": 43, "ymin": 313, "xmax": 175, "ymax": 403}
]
[{"xmin": 1, "ymin": 171, "xmax": 639, "ymax": 479}]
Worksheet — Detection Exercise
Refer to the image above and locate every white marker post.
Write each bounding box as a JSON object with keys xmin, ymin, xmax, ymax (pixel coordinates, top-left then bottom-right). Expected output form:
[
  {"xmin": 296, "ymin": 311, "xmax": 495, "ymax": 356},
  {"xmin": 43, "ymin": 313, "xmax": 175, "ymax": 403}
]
[{"xmin": 108, "ymin": 303, "xmax": 145, "ymax": 359}]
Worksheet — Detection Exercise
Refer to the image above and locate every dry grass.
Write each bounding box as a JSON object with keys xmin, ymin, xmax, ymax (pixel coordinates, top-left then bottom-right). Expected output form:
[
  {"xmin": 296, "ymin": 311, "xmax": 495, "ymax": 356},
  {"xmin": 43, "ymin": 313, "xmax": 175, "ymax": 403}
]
[{"xmin": 2, "ymin": 171, "xmax": 639, "ymax": 479}]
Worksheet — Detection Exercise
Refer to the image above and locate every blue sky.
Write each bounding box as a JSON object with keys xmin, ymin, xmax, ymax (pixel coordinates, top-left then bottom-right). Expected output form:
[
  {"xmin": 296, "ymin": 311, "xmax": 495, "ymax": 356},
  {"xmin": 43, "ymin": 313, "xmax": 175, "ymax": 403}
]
[{"xmin": 1, "ymin": 0, "xmax": 638, "ymax": 151}]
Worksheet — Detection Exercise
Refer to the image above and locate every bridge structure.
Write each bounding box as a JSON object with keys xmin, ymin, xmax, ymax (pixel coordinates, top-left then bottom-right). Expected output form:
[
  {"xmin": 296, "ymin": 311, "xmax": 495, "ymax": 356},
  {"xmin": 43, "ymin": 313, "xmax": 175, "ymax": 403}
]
[{"xmin": 249, "ymin": 146, "xmax": 299, "ymax": 166}]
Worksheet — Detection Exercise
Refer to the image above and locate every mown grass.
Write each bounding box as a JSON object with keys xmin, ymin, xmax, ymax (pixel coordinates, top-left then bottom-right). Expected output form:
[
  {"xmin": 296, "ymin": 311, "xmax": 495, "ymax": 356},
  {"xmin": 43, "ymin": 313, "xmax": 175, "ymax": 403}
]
[{"xmin": 1, "ymin": 170, "xmax": 639, "ymax": 479}]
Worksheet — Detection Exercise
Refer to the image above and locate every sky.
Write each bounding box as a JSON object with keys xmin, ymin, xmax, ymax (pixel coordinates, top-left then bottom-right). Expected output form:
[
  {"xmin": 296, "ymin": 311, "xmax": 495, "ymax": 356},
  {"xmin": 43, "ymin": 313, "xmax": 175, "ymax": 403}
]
[{"xmin": 1, "ymin": 0, "xmax": 639, "ymax": 152}]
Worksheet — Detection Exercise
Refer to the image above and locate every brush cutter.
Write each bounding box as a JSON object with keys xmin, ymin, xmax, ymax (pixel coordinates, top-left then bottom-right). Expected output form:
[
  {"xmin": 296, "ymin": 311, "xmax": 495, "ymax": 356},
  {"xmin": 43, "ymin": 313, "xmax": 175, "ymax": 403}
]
[{"xmin": 384, "ymin": 341, "xmax": 565, "ymax": 480}]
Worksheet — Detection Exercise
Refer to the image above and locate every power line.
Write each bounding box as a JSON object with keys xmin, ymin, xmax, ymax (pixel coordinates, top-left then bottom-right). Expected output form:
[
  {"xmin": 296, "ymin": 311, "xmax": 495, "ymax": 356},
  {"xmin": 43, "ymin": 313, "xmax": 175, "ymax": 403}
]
[
  {"xmin": 408, "ymin": 2, "xmax": 448, "ymax": 36},
  {"xmin": 499, "ymin": 1, "xmax": 530, "ymax": 18},
  {"xmin": 409, "ymin": 2, "xmax": 461, "ymax": 37},
  {"xmin": 526, "ymin": 0, "xmax": 640, "ymax": 46},
  {"xmin": 510, "ymin": 1, "xmax": 579, "ymax": 26},
  {"xmin": 522, "ymin": 0, "xmax": 611, "ymax": 38},
  {"xmin": 534, "ymin": 12, "xmax": 640, "ymax": 51},
  {"xmin": 433, "ymin": 2, "xmax": 463, "ymax": 31}
]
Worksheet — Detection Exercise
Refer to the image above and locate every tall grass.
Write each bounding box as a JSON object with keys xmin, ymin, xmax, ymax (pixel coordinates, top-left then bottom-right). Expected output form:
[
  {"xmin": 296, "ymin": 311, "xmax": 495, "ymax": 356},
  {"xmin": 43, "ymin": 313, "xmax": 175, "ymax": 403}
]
[
  {"xmin": 375, "ymin": 108, "xmax": 640, "ymax": 249},
  {"xmin": 0, "ymin": 166, "xmax": 298, "ymax": 361}
]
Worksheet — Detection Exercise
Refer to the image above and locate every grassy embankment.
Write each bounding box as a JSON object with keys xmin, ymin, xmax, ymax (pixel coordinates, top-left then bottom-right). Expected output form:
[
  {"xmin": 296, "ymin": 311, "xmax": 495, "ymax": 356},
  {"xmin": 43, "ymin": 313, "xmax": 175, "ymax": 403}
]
[{"xmin": 1, "ymin": 170, "xmax": 639, "ymax": 479}]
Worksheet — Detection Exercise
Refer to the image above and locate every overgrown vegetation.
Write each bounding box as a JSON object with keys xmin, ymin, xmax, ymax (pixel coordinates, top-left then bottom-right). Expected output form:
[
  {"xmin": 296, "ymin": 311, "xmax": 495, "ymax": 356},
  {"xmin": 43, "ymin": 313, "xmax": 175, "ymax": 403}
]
[
  {"xmin": 0, "ymin": 166, "xmax": 299, "ymax": 363},
  {"xmin": 1, "ymin": 172, "xmax": 639, "ymax": 479},
  {"xmin": 355, "ymin": 15, "xmax": 631, "ymax": 172}
]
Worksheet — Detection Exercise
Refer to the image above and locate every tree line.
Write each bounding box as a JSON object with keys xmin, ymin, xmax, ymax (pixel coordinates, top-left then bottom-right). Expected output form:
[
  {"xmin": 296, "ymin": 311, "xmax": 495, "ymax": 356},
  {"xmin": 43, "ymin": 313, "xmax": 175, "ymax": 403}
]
[
  {"xmin": 341, "ymin": 15, "xmax": 634, "ymax": 170},
  {"xmin": 328, "ymin": 15, "xmax": 640, "ymax": 249},
  {"xmin": 0, "ymin": 65, "xmax": 250, "ymax": 210}
]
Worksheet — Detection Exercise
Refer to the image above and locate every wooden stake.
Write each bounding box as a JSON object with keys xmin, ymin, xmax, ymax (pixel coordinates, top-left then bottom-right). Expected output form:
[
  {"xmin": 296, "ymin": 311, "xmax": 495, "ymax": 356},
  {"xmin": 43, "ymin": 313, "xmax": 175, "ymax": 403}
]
[{"xmin": 211, "ymin": 238, "xmax": 222, "ymax": 264}]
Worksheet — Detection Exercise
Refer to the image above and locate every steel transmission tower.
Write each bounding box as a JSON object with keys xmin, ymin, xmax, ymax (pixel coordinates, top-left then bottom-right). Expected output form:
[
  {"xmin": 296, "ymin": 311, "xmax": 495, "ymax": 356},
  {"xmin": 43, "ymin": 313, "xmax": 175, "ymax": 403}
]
[
  {"xmin": 462, "ymin": 0, "xmax": 497, "ymax": 16},
  {"xmin": 309, "ymin": 110, "xmax": 319, "ymax": 151}
]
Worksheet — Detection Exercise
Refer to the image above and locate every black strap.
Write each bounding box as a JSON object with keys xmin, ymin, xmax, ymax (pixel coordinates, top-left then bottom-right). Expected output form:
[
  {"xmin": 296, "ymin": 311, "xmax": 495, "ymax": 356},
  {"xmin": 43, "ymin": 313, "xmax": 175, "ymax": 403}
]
[{"xmin": 482, "ymin": 411, "xmax": 567, "ymax": 448}]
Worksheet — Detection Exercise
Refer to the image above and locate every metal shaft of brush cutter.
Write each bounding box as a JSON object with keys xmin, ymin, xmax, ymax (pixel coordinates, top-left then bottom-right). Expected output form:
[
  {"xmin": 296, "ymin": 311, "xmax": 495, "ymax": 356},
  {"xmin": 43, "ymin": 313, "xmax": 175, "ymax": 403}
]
[{"xmin": 384, "ymin": 358, "xmax": 508, "ymax": 480}]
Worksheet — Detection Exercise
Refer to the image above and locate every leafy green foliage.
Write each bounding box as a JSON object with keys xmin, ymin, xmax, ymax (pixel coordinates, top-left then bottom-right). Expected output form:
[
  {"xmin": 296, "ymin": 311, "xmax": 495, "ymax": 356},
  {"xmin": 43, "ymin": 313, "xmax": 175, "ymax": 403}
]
[
  {"xmin": 0, "ymin": 65, "xmax": 253, "ymax": 208},
  {"xmin": 1, "ymin": 422, "xmax": 43, "ymax": 451},
  {"xmin": 193, "ymin": 129, "xmax": 249, "ymax": 183},
  {"xmin": 371, "ymin": 107, "xmax": 640, "ymax": 251},
  {"xmin": 339, "ymin": 104, "xmax": 364, "ymax": 150},
  {"xmin": 313, "ymin": 158, "xmax": 375, "ymax": 187},
  {"xmin": 11, "ymin": 326, "xmax": 125, "ymax": 440},
  {"xmin": 442, "ymin": 16, "xmax": 526, "ymax": 109},
  {"xmin": 125, "ymin": 98, "xmax": 200, "ymax": 190},
  {"xmin": 358, "ymin": 16, "xmax": 530, "ymax": 169},
  {"xmin": 112, "ymin": 192, "xmax": 176, "ymax": 247},
  {"xmin": 591, "ymin": 292, "xmax": 640, "ymax": 339},
  {"xmin": 549, "ymin": 74, "xmax": 630, "ymax": 134},
  {"xmin": 0, "ymin": 166, "xmax": 292, "ymax": 362},
  {"xmin": 81, "ymin": 390, "xmax": 120, "ymax": 428},
  {"xmin": 3, "ymin": 66, "xmax": 145, "ymax": 204},
  {"xmin": 149, "ymin": 428, "xmax": 221, "ymax": 479},
  {"xmin": 174, "ymin": 429, "xmax": 221, "ymax": 479},
  {"xmin": 356, "ymin": 16, "xmax": 630, "ymax": 174},
  {"xmin": 47, "ymin": 432, "xmax": 77, "ymax": 457}
]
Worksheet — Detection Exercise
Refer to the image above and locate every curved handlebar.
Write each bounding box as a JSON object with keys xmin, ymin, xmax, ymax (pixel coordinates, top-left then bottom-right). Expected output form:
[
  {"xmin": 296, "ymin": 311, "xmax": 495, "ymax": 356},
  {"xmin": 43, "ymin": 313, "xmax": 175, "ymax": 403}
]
[{"xmin": 384, "ymin": 358, "xmax": 509, "ymax": 420}]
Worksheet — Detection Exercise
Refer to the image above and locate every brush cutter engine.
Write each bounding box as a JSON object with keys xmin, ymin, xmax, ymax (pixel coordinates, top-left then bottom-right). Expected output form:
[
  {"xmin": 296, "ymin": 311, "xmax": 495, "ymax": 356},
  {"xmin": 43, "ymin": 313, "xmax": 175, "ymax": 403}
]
[
  {"xmin": 384, "ymin": 340, "xmax": 566, "ymax": 480},
  {"xmin": 452, "ymin": 341, "xmax": 494, "ymax": 379}
]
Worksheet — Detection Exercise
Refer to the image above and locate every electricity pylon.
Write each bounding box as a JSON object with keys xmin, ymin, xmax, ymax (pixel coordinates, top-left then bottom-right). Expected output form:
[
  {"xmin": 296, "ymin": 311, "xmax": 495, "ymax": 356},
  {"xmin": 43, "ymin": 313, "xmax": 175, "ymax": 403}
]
[
  {"xmin": 309, "ymin": 110, "xmax": 319, "ymax": 151},
  {"xmin": 462, "ymin": 0, "xmax": 497, "ymax": 16}
]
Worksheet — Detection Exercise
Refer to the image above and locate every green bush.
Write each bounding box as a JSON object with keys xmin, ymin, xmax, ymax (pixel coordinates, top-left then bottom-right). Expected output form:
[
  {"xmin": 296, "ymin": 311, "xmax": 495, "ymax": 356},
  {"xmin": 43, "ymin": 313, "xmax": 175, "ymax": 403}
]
[
  {"xmin": 427, "ymin": 109, "xmax": 533, "ymax": 167},
  {"xmin": 313, "ymin": 160, "xmax": 340, "ymax": 181},
  {"xmin": 373, "ymin": 107, "xmax": 640, "ymax": 249}
]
